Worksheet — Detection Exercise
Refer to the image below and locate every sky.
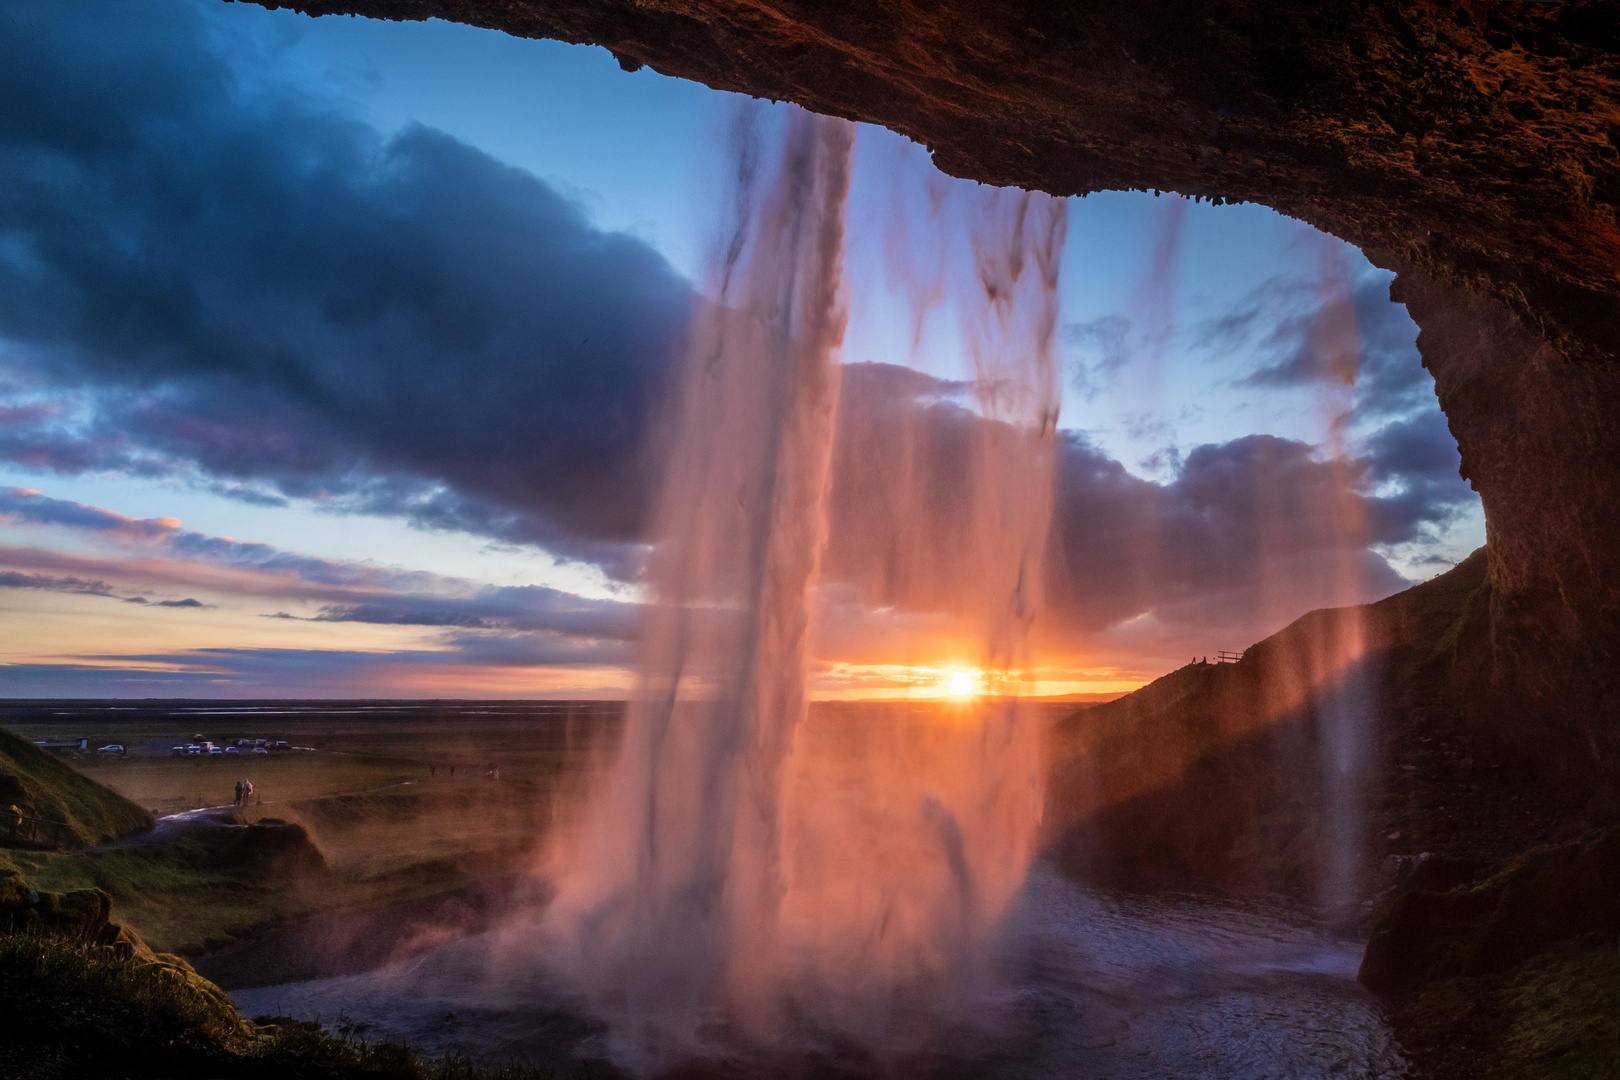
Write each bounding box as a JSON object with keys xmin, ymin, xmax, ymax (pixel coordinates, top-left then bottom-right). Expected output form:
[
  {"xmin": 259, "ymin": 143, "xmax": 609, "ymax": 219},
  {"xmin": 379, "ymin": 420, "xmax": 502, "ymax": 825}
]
[{"xmin": 0, "ymin": 0, "xmax": 1485, "ymax": 699}]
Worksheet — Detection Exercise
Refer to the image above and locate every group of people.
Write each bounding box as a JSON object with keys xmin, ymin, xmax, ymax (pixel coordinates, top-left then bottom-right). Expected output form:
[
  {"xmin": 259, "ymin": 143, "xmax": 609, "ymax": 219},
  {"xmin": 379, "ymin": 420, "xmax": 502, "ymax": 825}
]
[
  {"xmin": 427, "ymin": 764, "xmax": 499, "ymax": 780},
  {"xmin": 233, "ymin": 779, "xmax": 255, "ymax": 807}
]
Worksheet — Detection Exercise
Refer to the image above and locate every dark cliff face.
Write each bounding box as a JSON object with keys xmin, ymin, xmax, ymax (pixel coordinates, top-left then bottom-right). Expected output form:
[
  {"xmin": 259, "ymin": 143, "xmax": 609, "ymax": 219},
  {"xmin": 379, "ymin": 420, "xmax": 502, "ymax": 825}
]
[
  {"xmin": 246, "ymin": 0, "xmax": 1620, "ymax": 786},
  {"xmin": 1394, "ymin": 272, "xmax": 1620, "ymax": 788}
]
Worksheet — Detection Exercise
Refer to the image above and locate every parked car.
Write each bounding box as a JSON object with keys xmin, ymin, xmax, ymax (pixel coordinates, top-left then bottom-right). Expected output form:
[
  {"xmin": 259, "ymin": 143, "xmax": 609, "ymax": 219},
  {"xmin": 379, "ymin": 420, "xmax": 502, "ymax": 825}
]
[
  {"xmin": 96, "ymin": 744, "xmax": 125, "ymax": 755},
  {"xmin": 251, "ymin": 746, "xmax": 269, "ymax": 755},
  {"xmin": 225, "ymin": 746, "xmax": 240, "ymax": 754},
  {"xmin": 208, "ymin": 747, "xmax": 223, "ymax": 756}
]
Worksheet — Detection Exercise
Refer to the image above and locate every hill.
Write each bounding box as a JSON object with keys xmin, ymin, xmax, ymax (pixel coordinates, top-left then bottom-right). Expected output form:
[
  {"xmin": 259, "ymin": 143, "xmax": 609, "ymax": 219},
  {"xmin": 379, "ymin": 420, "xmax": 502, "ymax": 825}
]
[
  {"xmin": 1045, "ymin": 549, "xmax": 1604, "ymax": 900},
  {"xmin": 0, "ymin": 727, "xmax": 153, "ymax": 849}
]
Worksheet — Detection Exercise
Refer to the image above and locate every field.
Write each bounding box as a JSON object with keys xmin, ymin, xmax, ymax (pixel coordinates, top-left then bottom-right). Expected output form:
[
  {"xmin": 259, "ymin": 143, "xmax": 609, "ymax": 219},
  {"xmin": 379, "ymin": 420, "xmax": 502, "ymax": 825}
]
[
  {"xmin": 0, "ymin": 701, "xmax": 621, "ymax": 956},
  {"xmin": 2, "ymin": 699, "xmax": 1079, "ymax": 960}
]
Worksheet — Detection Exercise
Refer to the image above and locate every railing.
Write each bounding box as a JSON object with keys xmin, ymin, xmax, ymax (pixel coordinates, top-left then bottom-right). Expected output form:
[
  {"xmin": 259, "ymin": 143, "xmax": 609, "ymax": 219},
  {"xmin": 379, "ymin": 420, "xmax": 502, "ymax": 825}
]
[
  {"xmin": 1216, "ymin": 650, "xmax": 1245, "ymax": 664},
  {"xmin": 3, "ymin": 813, "xmax": 70, "ymax": 850}
]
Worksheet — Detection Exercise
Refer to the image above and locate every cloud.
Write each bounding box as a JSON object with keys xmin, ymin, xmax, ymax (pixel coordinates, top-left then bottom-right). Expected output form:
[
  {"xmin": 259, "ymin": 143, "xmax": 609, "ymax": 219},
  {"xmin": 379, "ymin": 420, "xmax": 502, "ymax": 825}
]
[
  {"xmin": 1062, "ymin": 315, "xmax": 1131, "ymax": 400},
  {"xmin": 300, "ymin": 584, "xmax": 638, "ymax": 640},
  {"xmin": 0, "ymin": 0, "xmax": 690, "ymax": 571},
  {"xmin": 823, "ymin": 364, "xmax": 1466, "ymax": 655},
  {"xmin": 1209, "ymin": 267, "xmax": 1440, "ymax": 428},
  {"xmin": 0, "ymin": 570, "xmax": 117, "ymax": 596},
  {"xmin": 0, "ymin": 487, "xmax": 179, "ymax": 539},
  {"xmin": 0, "ymin": 561, "xmax": 207, "ymax": 606},
  {"xmin": 0, "ymin": 486, "xmax": 640, "ymax": 666},
  {"xmin": 122, "ymin": 596, "xmax": 211, "ymax": 608}
]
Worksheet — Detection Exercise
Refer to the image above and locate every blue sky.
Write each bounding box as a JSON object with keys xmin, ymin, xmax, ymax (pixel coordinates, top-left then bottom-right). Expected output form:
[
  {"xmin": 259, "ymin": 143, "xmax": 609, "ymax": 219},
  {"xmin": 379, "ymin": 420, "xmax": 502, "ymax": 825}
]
[{"xmin": 0, "ymin": 0, "xmax": 1482, "ymax": 697}]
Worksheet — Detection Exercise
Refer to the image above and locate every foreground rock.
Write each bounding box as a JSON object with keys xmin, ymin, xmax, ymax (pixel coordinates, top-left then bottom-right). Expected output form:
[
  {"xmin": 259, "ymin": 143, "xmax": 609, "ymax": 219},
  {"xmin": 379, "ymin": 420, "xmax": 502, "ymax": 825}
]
[
  {"xmin": 1361, "ymin": 826, "xmax": 1620, "ymax": 992},
  {"xmin": 1359, "ymin": 827, "xmax": 1620, "ymax": 1078}
]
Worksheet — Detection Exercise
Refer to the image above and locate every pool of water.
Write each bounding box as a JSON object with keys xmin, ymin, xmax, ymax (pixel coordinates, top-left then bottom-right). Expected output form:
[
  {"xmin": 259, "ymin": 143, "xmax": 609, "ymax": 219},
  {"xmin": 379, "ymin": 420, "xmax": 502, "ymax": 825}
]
[{"xmin": 231, "ymin": 864, "xmax": 1403, "ymax": 1079}]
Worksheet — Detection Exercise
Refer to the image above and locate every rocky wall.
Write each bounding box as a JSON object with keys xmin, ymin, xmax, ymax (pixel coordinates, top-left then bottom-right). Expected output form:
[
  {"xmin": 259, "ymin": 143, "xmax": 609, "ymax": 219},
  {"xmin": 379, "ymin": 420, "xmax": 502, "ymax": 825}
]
[{"xmin": 1395, "ymin": 270, "xmax": 1620, "ymax": 793}]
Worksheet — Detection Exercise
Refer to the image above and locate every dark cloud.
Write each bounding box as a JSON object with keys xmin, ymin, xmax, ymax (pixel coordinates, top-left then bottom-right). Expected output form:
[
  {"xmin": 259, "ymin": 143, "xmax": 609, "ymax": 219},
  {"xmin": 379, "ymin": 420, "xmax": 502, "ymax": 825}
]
[
  {"xmin": 0, "ymin": 564, "xmax": 210, "ymax": 606},
  {"xmin": 828, "ymin": 364, "xmax": 1466, "ymax": 644},
  {"xmin": 304, "ymin": 584, "xmax": 638, "ymax": 640},
  {"xmin": 0, "ymin": 0, "xmax": 690, "ymax": 570},
  {"xmin": 1048, "ymin": 432, "xmax": 1416, "ymax": 633},
  {"xmin": 0, "ymin": 570, "xmax": 116, "ymax": 596},
  {"xmin": 1192, "ymin": 267, "xmax": 1479, "ymax": 553},
  {"xmin": 1, "ymin": 487, "xmax": 178, "ymax": 539},
  {"xmin": 123, "ymin": 596, "xmax": 211, "ymax": 608}
]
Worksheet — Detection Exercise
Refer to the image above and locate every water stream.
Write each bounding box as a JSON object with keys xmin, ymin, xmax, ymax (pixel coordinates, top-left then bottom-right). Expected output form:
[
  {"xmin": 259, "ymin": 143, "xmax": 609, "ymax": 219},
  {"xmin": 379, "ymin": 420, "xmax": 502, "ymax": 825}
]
[{"xmin": 231, "ymin": 861, "xmax": 1402, "ymax": 1079}]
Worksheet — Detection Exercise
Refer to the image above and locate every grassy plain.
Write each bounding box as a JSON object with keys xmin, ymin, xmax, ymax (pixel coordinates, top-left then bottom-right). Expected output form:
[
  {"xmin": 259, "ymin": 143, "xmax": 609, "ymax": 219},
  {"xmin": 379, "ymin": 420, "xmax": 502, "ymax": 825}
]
[{"xmin": 1, "ymin": 701, "xmax": 619, "ymax": 955}]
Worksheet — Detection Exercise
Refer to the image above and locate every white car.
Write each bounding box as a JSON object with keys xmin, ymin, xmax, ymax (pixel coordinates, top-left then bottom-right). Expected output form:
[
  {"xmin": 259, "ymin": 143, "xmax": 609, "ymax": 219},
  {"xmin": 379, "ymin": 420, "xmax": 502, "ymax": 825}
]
[
  {"xmin": 225, "ymin": 746, "xmax": 240, "ymax": 754},
  {"xmin": 96, "ymin": 744, "xmax": 125, "ymax": 755},
  {"xmin": 251, "ymin": 747, "xmax": 269, "ymax": 755},
  {"xmin": 208, "ymin": 747, "xmax": 224, "ymax": 755}
]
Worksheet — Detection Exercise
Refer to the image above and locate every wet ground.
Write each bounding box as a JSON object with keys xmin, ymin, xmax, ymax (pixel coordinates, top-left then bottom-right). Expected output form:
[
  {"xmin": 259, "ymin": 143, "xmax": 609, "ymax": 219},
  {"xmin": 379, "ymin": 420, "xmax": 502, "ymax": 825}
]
[{"xmin": 231, "ymin": 864, "xmax": 1403, "ymax": 1080}]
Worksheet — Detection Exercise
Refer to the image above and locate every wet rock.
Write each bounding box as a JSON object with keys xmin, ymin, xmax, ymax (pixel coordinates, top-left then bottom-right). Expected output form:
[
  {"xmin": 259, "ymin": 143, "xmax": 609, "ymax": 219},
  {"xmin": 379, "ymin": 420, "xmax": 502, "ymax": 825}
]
[
  {"xmin": 1390, "ymin": 851, "xmax": 1487, "ymax": 893},
  {"xmin": 1359, "ymin": 825, "xmax": 1620, "ymax": 992}
]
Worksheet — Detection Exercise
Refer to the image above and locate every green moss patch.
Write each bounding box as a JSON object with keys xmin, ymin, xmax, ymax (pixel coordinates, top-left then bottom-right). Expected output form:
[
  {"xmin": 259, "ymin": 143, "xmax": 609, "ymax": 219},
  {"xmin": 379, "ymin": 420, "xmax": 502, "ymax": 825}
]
[
  {"xmin": 1391, "ymin": 932, "xmax": 1619, "ymax": 1080},
  {"xmin": 0, "ymin": 930, "xmax": 562, "ymax": 1078}
]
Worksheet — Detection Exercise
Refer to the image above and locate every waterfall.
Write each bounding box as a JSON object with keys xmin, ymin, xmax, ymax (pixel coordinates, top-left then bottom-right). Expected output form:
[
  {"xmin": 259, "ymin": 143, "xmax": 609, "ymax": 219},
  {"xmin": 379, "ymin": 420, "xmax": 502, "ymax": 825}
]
[{"xmin": 534, "ymin": 107, "xmax": 1067, "ymax": 1071}]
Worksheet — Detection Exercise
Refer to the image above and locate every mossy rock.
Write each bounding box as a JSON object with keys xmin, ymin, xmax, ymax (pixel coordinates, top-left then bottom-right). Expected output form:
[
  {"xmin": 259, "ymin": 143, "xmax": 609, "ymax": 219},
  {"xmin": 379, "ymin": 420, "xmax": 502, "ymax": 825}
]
[
  {"xmin": 1360, "ymin": 824, "xmax": 1620, "ymax": 991},
  {"xmin": 1, "ymin": 872, "xmax": 116, "ymax": 942}
]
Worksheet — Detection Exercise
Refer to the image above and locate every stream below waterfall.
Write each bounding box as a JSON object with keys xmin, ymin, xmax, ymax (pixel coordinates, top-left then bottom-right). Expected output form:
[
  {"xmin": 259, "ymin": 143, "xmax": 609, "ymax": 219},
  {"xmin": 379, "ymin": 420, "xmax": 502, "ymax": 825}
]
[{"xmin": 231, "ymin": 863, "xmax": 1404, "ymax": 1079}]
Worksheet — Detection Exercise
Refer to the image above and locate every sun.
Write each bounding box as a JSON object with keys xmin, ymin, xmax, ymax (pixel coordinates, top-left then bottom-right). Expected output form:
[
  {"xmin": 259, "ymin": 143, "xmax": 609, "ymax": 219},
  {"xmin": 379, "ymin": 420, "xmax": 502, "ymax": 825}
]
[{"xmin": 945, "ymin": 671, "xmax": 976, "ymax": 698}]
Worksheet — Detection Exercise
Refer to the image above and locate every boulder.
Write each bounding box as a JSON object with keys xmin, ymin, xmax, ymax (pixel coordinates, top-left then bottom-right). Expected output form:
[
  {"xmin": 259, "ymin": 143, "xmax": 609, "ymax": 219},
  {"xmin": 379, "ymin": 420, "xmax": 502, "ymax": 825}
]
[{"xmin": 1360, "ymin": 825, "xmax": 1620, "ymax": 992}]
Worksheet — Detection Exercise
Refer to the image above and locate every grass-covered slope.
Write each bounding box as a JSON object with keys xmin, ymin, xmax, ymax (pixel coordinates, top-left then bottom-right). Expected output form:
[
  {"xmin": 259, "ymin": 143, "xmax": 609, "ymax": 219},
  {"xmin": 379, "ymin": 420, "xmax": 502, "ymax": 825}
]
[
  {"xmin": 1045, "ymin": 549, "xmax": 1494, "ymax": 895},
  {"xmin": 0, "ymin": 727, "xmax": 153, "ymax": 848},
  {"xmin": 27, "ymin": 813, "xmax": 333, "ymax": 955}
]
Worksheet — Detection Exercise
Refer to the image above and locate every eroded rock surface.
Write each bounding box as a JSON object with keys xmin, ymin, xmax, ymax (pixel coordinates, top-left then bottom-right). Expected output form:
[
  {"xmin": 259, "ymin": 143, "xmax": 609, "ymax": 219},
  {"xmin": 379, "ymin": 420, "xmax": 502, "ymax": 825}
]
[
  {"xmin": 1396, "ymin": 271, "xmax": 1620, "ymax": 790},
  {"xmin": 1360, "ymin": 824, "xmax": 1620, "ymax": 991}
]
